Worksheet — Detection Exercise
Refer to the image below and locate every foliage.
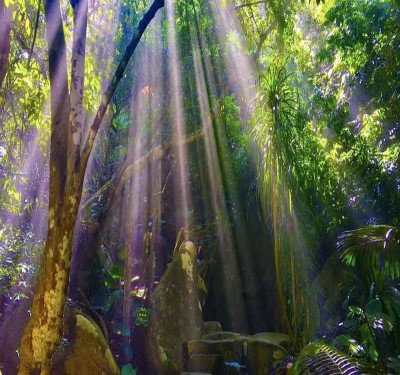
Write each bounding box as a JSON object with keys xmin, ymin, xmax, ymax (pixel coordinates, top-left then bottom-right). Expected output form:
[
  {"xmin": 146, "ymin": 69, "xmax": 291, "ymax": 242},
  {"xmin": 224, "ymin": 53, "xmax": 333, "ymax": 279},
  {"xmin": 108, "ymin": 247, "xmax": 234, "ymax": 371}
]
[
  {"xmin": 338, "ymin": 225, "xmax": 400, "ymax": 280},
  {"xmin": 252, "ymin": 63, "xmax": 322, "ymax": 345},
  {"xmin": 328, "ymin": 223, "xmax": 400, "ymax": 371},
  {"xmin": 288, "ymin": 341, "xmax": 381, "ymax": 374},
  {"xmin": 294, "ymin": 0, "xmax": 400, "ymax": 225},
  {"xmin": 0, "ymin": 224, "xmax": 43, "ymax": 303}
]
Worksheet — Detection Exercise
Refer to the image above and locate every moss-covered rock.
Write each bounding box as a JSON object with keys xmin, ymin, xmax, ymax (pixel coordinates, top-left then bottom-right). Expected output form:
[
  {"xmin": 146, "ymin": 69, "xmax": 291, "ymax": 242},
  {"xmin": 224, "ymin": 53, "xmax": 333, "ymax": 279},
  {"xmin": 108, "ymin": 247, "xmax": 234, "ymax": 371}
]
[
  {"xmin": 51, "ymin": 313, "xmax": 119, "ymax": 375},
  {"xmin": 146, "ymin": 241, "xmax": 203, "ymax": 374}
]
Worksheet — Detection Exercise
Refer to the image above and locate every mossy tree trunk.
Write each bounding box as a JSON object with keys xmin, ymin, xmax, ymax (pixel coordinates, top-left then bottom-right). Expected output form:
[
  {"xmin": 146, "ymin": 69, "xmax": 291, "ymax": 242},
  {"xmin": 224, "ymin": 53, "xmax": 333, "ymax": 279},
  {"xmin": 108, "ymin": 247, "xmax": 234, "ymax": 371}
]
[{"xmin": 18, "ymin": 0, "xmax": 165, "ymax": 373}]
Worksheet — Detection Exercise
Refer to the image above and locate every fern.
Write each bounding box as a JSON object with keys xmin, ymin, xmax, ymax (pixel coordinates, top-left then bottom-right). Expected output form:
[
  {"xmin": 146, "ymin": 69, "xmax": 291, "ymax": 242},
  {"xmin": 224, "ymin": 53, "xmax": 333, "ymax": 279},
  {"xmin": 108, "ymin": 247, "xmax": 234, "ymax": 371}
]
[
  {"xmin": 337, "ymin": 225, "xmax": 400, "ymax": 280},
  {"xmin": 288, "ymin": 342, "xmax": 382, "ymax": 374}
]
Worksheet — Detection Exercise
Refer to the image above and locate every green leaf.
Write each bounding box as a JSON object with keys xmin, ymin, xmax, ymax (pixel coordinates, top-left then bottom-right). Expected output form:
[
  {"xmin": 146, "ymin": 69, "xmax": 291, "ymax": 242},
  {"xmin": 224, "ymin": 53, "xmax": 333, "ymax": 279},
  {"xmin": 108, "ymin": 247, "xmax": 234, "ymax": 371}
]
[
  {"xmin": 349, "ymin": 305, "xmax": 363, "ymax": 315},
  {"xmin": 4, "ymin": 0, "xmax": 15, "ymax": 8},
  {"xmin": 118, "ymin": 249, "xmax": 127, "ymax": 261},
  {"xmin": 365, "ymin": 299, "xmax": 382, "ymax": 315},
  {"xmin": 334, "ymin": 334, "xmax": 351, "ymax": 347},
  {"xmin": 110, "ymin": 264, "xmax": 124, "ymax": 279},
  {"xmin": 121, "ymin": 364, "xmax": 136, "ymax": 375}
]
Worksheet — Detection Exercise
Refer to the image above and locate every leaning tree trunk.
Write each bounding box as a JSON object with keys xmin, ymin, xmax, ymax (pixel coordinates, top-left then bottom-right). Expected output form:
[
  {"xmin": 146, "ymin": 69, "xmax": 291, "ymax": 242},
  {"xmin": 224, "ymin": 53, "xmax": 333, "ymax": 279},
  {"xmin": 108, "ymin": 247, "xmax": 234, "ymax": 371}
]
[{"xmin": 18, "ymin": 0, "xmax": 165, "ymax": 373}]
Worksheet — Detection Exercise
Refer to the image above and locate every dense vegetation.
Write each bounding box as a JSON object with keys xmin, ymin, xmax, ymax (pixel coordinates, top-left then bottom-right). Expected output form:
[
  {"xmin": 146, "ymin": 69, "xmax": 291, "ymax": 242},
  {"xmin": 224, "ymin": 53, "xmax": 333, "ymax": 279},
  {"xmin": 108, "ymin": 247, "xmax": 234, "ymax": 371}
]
[{"xmin": 0, "ymin": 0, "xmax": 399, "ymax": 374}]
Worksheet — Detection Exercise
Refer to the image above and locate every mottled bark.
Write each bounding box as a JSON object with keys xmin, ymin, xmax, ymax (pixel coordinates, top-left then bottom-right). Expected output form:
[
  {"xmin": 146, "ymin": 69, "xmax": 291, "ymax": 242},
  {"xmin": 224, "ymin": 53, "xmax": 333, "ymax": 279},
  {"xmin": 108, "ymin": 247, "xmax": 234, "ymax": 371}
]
[
  {"xmin": 69, "ymin": 0, "xmax": 88, "ymax": 168},
  {"xmin": 0, "ymin": 0, "xmax": 12, "ymax": 89},
  {"xmin": 18, "ymin": 0, "xmax": 165, "ymax": 373}
]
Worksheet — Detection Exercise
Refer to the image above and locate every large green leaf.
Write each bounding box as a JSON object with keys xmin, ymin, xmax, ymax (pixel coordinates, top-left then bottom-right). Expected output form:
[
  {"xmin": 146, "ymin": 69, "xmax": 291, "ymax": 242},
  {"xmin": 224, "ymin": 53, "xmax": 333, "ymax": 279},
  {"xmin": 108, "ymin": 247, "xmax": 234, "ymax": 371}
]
[{"xmin": 338, "ymin": 225, "xmax": 400, "ymax": 280}]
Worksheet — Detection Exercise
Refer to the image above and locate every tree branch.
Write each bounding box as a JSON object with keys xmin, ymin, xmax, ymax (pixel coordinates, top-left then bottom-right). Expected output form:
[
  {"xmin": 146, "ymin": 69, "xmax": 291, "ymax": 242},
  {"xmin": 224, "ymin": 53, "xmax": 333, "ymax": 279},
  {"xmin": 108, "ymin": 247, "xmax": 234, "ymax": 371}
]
[
  {"xmin": 235, "ymin": 1, "xmax": 266, "ymax": 10},
  {"xmin": 27, "ymin": 1, "xmax": 41, "ymax": 69},
  {"xmin": 80, "ymin": 0, "xmax": 165, "ymax": 174},
  {"xmin": 11, "ymin": 27, "xmax": 47, "ymax": 77},
  {"xmin": 86, "ymin": 84, "xmax": 232, "ymax": 216},
  {"xmin": 68, "ymin": 0, "xmax": 88, "ymax": 173},
  {"xmin": 45, "ymin": 0, "xmax": 71, "ymax": 201},
  {"xmin": 253, "ymin": 0, "xmax": 291, "ymax": 61}
]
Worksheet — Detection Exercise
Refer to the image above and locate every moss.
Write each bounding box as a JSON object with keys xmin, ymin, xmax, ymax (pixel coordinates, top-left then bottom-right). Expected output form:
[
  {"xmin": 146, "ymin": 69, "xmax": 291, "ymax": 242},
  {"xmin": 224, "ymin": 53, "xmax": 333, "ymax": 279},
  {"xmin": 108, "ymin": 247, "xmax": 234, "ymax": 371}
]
[
  {"xmin": 49, "ymin": 208, "xmax": 55, "ymax": 230},
  {"xmin": 59, "ymin": 314, "xmax": 120, "ymax": 374},
  {"xmin": 181, "ymin": 252, "xmax": 194, "ymax": 279}
]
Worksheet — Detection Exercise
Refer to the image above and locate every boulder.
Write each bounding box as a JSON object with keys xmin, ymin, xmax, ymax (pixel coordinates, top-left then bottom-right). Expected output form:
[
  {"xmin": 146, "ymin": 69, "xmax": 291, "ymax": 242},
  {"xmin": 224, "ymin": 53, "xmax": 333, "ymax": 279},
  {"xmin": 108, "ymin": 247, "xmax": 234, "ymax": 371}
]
[
  {"xmin": 146, "ymin": 241, "xmax": 203, "ymax": 374},
  {"xmin": 51, "ymin": 313, "xmax": 119, "ymax": 375},
  {"xmin": 185, "ymin": 336, "xmax": 247, "ymax": 364},
  {"xmin": 202, "ymin": 321, "xmax": 222, "ymax": 336},
  {"xmin": 187, "ymin": 354, "xmax": 221, "ymax": 374}
]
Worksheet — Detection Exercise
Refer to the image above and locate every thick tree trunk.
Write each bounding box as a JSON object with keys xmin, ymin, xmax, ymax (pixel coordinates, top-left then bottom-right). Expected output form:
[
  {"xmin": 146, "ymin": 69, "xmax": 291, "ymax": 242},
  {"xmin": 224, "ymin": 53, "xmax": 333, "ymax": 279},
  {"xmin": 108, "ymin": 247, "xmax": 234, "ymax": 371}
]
[
  {"xmin": 0, "ymin": 0, "xmax": 12, "ymax": 89},
  {"xmin": 18, "ymin": 0, "xmax": 165, "ymax": 373},
  {"xmin": 18, "ymin": 0, "xmax": 71, "ymax": 371},
  {"xmin": 18, "ymin": 199, "xmax": 79, "ymax": 374}
]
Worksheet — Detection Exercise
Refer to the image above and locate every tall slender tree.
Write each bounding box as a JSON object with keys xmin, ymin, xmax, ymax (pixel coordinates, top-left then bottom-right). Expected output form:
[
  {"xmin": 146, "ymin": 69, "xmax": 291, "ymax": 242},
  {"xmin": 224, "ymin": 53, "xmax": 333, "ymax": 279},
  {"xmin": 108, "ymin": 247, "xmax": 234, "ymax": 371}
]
[{"xmin": 17, "ymin": 0, "xmax": 165, "ymax": 373}]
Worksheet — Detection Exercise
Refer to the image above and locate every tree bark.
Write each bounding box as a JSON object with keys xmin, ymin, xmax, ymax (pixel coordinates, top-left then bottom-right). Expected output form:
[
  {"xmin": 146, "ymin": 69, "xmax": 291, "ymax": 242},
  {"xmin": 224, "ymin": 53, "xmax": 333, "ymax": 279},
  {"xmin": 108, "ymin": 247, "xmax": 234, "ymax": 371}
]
[
  {"xmin": 18, "ymin": 0, "xmax": 165, "ymax": 373},
  {"xmin": 69, "ymin": 0, "xmax": 88, "ymax": 167},
  {"xmin": 0, "ymin": 0, "xmax": 12, "ymax": 89}
]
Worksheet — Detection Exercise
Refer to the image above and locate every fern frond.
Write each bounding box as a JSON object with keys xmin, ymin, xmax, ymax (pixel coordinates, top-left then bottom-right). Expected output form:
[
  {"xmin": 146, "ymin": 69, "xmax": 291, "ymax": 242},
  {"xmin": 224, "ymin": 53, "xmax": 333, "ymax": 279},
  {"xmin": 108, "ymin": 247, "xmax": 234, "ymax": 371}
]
[
  {"xmin": 288, "ymin": 342, "xmax": 383, "ymax": 374},
  {"xmin": 337, "ymin": 225, "xmax": 400, "ymax": 280}
]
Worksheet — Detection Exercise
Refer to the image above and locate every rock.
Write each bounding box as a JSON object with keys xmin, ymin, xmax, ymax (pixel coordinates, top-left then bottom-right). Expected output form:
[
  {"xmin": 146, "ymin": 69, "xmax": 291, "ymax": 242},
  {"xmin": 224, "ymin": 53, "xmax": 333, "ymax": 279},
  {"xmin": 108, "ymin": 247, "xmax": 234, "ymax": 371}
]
[
  {"xmin": 51, "ymin": 313, "xmax": 119, "ymax": 375},
  {"xmin": 202, "ymin": 331, "xmax": 247, "ymax": 341},
  {"xmin": 146, "ymin": 241, "xmax": 203, "ymax": 374},
  {"xmin": 202, "ymin": 321, "xmax": 222, "ymax": 336},
  {"xmin": 246, "ymin": 333, "xmax": 289, "ymax": 375},
  {"xmin": 250, "ymin": 332, "xmax": 290, "ymax": 347},
  {"xmin": 185, "ymin": 337, "xmax": 247, "ymax": 364},
  {"xmin": 187, "ymin": 354, "xmax": 221, "ymax": 374}
]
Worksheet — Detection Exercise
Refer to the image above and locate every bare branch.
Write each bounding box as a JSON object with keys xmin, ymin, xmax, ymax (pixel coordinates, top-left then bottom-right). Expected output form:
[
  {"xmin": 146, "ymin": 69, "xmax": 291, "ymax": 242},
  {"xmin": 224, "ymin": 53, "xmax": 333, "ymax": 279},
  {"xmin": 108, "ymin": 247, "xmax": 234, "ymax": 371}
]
[
  {"xmin": 11, "ymin": 28, "xmax": 47, "ymax": 77},
  {"xmin": 80, "ymin": 0, "xmax": 165, "ymax": 173},
  {"xmin": 27, "ymin": 1, "xmax": 41, "ymax": 69}
]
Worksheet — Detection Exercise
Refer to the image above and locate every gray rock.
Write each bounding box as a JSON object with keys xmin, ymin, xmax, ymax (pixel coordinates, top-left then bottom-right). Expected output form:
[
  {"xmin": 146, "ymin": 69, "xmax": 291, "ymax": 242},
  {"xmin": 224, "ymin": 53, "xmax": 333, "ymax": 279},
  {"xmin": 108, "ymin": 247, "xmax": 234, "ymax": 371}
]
[
  {"xmin": 186, "ymin": 337, "xmax": 247, "ymax": 364},
  {"xmin": 202, "ymin": 321, "xmax": 222, "ymax": 335},
  {"xmin": 187, "ymin": 354, "xmax": 221, "ymax": 374},
  {"xmin": 147, "ymin": 241, "xmax": 203, "ymax": 374}
]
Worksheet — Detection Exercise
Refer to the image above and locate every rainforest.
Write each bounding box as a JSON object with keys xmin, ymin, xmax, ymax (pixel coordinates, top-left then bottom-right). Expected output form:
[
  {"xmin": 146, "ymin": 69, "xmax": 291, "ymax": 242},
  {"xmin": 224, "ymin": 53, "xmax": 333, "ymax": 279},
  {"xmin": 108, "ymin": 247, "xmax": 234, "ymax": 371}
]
[{"xmin": 0, "ymin": 0, "xmax": 399, "ymax": 374}]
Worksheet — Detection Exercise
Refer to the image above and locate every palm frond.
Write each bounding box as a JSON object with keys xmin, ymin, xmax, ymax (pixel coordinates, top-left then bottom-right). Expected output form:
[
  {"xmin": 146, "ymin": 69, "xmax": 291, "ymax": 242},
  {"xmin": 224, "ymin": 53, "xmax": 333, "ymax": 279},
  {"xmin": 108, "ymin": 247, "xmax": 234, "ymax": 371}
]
[
  {"xmin": 337, "ymin": 225, "xmax": 400, "ymax": 280},
  {"xmin": 288, "ymin": 342, "xmax": 383, "ymax": 374}
]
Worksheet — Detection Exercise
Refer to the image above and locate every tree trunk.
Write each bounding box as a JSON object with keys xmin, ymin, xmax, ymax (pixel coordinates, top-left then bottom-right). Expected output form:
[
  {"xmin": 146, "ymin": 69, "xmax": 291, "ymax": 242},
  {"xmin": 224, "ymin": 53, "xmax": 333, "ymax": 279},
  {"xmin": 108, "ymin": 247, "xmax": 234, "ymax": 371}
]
[
  {"xmin": 18, "ymin": 0, "xmax": 165, "ymax": 373},
  {"xmin": 0, "ymin": 0, "xmax": 12, "ymax": 89}
]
